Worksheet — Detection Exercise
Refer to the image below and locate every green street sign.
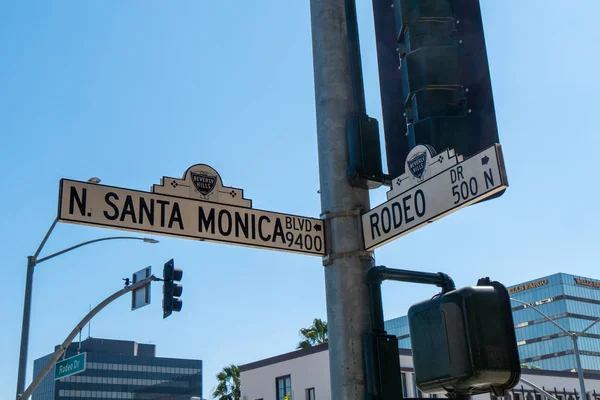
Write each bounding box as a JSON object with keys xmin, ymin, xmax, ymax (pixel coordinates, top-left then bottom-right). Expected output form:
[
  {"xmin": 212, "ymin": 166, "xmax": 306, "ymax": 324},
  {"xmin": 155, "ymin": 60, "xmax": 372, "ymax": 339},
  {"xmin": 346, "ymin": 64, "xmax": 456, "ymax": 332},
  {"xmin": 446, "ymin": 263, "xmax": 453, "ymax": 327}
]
[{"xmin": 55, "ymin": 352, "xmax": 86, "ymax": 380}]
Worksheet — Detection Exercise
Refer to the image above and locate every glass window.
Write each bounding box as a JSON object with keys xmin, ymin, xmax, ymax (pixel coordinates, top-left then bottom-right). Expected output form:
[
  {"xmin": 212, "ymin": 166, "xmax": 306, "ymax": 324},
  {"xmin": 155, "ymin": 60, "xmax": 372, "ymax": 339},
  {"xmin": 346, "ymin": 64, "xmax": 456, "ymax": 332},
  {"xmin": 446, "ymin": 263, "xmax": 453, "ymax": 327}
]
[
  {"xmin": 276, "ymin": 375, "xmax": 292, "ymax": 400},
  {"xmin": 401, "ymin": 373, "xmax": 408, "ymax": 397},
  {"xmin": 306, "ymin": 388, "xmax": 315, "ymax": 400}
]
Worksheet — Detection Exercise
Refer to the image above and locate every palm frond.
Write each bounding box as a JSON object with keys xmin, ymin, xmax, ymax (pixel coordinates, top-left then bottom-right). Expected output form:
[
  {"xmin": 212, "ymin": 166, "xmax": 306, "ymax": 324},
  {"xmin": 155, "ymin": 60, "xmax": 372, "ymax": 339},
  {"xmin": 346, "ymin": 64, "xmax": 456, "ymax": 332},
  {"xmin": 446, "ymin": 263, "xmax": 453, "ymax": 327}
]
[
  {"xmin": 213, "ymin": 364, "xmax": 241, "ymax": 400},
  {"xmin": 297, "ymin": 340, "xmax": 312, "ymax": 349}
]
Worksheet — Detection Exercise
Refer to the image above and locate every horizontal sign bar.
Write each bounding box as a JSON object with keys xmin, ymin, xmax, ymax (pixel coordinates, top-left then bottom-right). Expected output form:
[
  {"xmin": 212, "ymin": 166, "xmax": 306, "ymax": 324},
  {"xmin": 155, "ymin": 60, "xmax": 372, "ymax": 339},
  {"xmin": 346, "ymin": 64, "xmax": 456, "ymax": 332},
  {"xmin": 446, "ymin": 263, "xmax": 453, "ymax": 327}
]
[{"xmin": 58, "ymin": 180, "xmax": 325, "ymax": 256}]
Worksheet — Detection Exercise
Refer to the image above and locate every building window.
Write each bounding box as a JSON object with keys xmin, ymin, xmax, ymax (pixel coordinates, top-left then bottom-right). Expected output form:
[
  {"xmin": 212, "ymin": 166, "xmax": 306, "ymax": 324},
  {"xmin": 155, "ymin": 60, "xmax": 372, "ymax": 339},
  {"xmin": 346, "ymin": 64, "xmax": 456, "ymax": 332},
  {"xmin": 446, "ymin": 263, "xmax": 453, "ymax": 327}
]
[
  {"xmin": 306, "ymin": 388, "xmax": 315, "ymax": 400},
  {"xmin": 514, "ymin": 393, "xmax": 522, "ymax": 400},
  {"xmin": 276, "ymin": 375, "xmax": 292, "ymax": 400},
  {"xmin": 401, "ymin": 373, "xmax": 408, "ymax": 398}
]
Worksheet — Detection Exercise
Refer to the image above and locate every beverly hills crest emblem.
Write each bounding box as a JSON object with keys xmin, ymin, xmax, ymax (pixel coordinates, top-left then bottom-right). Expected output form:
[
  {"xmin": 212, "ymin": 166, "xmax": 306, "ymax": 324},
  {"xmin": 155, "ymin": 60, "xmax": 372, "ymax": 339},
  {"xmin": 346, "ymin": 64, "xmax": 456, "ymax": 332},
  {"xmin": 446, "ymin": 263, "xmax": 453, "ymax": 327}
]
[
  {"xmin": 407, "ymin": 151, "xmax": 427, "ymax": 180},
  {"xmin": 152, "ymin": 164, "xmax": 251, "ymax": 207},
  {"xmin": 191, "ymin": 171, "xmax": 217, "ymax": 196}
]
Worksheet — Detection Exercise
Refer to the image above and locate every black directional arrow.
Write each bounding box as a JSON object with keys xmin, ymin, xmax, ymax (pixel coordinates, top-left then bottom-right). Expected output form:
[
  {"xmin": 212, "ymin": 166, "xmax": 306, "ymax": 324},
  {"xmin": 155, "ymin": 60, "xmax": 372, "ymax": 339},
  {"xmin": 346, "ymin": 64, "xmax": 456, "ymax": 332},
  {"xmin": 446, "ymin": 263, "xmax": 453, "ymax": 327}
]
[
  {"xmin": 481, "ymin": 155, "xmax": 490, "ymax": 165},
  {"xmin": 314, "ymin": 224, "xmax": 322, "ymax": 232}
]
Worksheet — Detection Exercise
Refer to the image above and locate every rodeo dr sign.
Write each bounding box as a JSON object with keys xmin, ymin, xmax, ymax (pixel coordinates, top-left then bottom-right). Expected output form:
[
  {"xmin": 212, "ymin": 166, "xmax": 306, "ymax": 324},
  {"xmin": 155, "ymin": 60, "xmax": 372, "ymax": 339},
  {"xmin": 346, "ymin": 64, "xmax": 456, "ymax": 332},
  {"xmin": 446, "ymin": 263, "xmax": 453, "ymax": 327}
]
[
  {"xmin": 57, "ymin": 165, "xmax": 325, "ymax": 256},
  {"xmin": 362, "ymin": 144, "xmax": 508, "ymax": 251}
]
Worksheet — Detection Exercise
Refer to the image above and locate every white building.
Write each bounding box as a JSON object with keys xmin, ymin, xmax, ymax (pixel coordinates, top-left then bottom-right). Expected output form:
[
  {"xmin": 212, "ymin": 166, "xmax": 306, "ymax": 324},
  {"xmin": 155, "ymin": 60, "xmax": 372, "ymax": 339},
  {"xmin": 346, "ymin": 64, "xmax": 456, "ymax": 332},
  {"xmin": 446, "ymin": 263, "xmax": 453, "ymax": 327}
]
[{"xmin": 240, "ymin": 343, "xmax": 600, "ymax": 400}]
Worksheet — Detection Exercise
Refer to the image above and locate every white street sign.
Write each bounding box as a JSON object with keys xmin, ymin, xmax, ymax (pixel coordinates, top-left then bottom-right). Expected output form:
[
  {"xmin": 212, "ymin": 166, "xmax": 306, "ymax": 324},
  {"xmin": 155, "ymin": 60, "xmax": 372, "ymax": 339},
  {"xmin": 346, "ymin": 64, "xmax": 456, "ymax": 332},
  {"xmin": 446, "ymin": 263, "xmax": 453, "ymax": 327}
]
[
  {"xmin": 131, "ymin": 266, "xmax": 151, "ymax": 311},
  {"xmin": 57, "ymin": 164, "xmax": 325, "ymax": 256},
  {"xmin": 362, "ymin": 144, "xmax": 507, "ymax": 251}
]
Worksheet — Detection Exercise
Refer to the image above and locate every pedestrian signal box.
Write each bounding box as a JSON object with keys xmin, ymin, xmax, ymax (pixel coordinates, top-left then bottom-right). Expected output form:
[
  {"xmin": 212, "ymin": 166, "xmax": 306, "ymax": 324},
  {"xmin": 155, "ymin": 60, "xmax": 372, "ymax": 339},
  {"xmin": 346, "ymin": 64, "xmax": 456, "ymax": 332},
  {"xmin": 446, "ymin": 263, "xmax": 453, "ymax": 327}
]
[{"xmin": 408, "ymin": 278, "xmax": 521, "ymax": 396}]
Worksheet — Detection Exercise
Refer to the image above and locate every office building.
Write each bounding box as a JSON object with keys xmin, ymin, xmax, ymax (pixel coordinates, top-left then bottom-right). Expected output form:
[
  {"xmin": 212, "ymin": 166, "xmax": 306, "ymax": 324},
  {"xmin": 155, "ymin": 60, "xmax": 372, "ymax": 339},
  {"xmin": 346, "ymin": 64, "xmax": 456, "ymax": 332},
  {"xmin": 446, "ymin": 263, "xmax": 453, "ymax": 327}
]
[
  {"xmin": 384, "ymin": 273, "xmax": 600, "ymax": 372},
  {"xmin": 33, "ymin": 337, "xmax": 202, "ymax": 400}
]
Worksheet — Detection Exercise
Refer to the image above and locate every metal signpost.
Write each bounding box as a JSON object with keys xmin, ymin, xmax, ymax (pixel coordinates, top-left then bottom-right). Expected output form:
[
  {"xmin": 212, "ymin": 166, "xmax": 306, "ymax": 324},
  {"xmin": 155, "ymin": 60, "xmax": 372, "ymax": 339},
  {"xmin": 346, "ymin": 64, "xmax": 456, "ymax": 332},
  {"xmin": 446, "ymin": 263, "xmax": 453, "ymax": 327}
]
[
  {"xmin": 131, "ymin": 267, "xmax": 152, "ymax": 311},
  {"xmin": 363, "ymin": 144, "xmax": 507, "ymax": 251},
  {"xmin": 57, "ymin": 164, "xmax": 325, "ymax": 257},
  {"xmin": 54, "ymin": 353, "xmax": 86, "ymax": 381}
]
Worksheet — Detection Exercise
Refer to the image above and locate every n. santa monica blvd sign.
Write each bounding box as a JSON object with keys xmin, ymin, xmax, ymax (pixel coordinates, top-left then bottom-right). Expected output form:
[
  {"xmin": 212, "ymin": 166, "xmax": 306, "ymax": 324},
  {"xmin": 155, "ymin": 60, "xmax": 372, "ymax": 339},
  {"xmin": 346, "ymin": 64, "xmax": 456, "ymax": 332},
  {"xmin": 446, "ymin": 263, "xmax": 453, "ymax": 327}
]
[
  {"xmin": 57, "ymin": 164, "xmax": 325, "ymax": 256},
  {"xmin": 362, "ymin": 144, "xmax": 508, "ymax": 251}
]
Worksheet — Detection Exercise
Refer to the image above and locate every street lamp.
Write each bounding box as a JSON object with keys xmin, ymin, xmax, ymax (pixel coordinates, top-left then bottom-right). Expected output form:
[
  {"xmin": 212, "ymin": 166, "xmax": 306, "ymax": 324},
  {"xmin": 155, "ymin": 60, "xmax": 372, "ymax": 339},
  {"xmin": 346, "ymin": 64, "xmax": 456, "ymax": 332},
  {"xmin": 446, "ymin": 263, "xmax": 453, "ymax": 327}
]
[
  {"xmin": 510, "ymin": 297, "xmax": 600, "ymax": 400},
  {"xmin": 15, "ymin": 217, "xmax": 159, "ymax": 399}
]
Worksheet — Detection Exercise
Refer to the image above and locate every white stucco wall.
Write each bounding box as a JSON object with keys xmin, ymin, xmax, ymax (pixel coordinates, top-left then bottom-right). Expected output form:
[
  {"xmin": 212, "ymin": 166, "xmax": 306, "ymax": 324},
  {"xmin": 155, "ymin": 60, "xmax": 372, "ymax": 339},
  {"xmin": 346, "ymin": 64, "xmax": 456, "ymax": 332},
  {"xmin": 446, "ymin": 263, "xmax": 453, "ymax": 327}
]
[
  {"xmin": 241, "ymin": 347, "xmax": 600, "ymax": 400},
  {"xmin": 241, "ymin": 348, "xmax": 331, "ymax": 400}
]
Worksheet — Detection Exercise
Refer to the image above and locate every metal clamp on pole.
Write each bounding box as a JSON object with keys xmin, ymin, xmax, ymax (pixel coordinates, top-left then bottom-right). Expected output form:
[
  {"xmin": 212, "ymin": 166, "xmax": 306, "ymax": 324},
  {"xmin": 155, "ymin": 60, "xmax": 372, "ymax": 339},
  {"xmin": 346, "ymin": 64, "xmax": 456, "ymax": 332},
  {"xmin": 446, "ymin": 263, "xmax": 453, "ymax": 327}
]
[{"xmin": 320, "ymin": 209, "xmax": 372, "ymax": 266}]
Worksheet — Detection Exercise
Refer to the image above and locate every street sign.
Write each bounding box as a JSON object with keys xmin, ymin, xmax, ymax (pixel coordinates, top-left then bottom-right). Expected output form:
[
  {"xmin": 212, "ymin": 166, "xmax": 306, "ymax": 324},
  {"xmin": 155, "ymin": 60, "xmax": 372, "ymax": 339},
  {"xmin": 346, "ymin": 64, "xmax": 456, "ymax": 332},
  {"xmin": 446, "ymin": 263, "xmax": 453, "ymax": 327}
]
[
  {"xmin": 362, "ymin": 144, "xmax": 507, "ymax": 251},
  {"xmin": 54, "ymin": 352, "xmax": 86, "ymax": 380},
  {"xmin": 57, "ymin": 164, "xmax": 325, "ymax": 256},
  {"xmin": 131, "ymin": 266, "xmax": 151, "ymax": 311}
]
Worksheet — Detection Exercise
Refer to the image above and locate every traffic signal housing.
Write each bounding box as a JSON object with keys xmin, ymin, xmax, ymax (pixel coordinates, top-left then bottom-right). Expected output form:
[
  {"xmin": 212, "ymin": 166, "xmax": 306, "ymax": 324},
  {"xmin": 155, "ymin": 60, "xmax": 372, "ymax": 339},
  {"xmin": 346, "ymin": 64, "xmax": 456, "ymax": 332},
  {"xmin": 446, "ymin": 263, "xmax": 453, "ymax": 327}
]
[
  {"xmin": 162, "ymin": 259, "xmax": 183, "ymax": 319},
  {"xmin": 408, "ymin": 278, "xmax": 520, "ymax": 396},
  {"xmin": 392, "ymin": 0, "xmax": 499, "ymax": 168}
]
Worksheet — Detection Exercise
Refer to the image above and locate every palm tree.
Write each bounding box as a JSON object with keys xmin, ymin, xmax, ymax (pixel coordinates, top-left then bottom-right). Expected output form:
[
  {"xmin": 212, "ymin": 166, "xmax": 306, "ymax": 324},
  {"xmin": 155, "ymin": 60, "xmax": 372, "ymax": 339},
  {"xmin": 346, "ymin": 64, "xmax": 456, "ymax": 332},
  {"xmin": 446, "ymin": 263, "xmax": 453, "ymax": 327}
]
[
  {"xmin": 297, "ymin": 318, "xmax": 328, "ymax": 349},
  {"xmin": 212, "ymin": 364, "xmax": 240, "ymax": 400}
]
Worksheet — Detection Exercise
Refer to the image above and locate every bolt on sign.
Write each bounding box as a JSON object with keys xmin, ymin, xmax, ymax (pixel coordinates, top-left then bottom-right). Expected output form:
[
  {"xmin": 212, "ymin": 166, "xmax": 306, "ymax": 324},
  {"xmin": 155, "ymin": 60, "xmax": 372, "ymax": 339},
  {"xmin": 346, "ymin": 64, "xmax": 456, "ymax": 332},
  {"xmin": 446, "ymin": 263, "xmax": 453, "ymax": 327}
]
[
  {"xmin": 362, "ymin": 144, "xmax": 508, "ymax": 251},
  {"xmin": 57, "ymin": 164, "xmax": 325, "ymax": 256}
]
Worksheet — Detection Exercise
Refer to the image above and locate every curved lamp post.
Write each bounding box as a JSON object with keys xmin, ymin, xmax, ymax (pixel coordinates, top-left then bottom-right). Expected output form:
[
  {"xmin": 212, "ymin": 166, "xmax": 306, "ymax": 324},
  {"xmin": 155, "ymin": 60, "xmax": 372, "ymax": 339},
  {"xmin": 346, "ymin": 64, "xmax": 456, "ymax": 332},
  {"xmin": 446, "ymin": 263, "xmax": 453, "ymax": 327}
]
[
  {"xmin": 15, "ymin": 216, "xmax": 159, "ymax": 399},
  {"xmin": 511, "ymin": 297, "xmax": 600, "ymax": 400}
]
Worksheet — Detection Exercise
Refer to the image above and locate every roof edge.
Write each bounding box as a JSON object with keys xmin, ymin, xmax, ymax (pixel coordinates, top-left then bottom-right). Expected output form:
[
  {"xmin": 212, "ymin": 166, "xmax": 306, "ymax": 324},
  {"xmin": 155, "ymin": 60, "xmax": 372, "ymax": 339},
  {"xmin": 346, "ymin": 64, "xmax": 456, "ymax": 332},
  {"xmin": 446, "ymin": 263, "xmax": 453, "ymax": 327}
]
[{"xmin": 240, "ymin": 343, "xmax": 329, "ymax": 372}]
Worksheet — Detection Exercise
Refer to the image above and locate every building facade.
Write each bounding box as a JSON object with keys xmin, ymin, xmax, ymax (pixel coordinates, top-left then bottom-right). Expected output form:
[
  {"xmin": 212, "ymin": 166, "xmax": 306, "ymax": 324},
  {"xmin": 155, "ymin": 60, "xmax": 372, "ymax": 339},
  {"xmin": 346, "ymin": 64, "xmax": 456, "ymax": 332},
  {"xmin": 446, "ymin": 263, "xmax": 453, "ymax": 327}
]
[
  {"xmin": 384, "ymin": 273, "xmax": 600, "ymax": 372},
  {"xmin": 240, "ymin": 344, "xmax": 600, "ymax": 400},
  {"xmin": 33, "ymin": 338, "xmax": 202, "ymax": 400}
]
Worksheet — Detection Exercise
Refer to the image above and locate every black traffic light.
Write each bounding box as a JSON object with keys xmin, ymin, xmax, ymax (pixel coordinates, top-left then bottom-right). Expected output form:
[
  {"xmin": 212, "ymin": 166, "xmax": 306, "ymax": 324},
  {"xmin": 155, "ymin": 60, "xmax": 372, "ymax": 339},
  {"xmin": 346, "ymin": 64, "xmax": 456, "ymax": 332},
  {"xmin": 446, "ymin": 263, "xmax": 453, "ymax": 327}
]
[
  {"xmin": 408, "ymin": 278, "xmax": 520, "ymax": 396},
  {"xmin": 383, "ymin": 0, "xmax": 498, "ymax": 176},
  {"xmin": 162, "ymin": 259, "xmax": 183, "ymax": 319}
]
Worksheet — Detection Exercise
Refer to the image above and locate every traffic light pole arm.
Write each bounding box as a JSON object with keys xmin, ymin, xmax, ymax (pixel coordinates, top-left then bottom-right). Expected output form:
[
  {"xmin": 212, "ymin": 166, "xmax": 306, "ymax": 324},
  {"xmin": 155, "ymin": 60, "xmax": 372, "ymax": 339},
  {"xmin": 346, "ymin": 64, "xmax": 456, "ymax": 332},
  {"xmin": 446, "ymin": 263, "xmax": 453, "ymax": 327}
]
[
  {"xmin": 509, "ymin": 298, "xmax": 589, "ymax": 397},
  {"xmin": 32, "ymin": 218, "xmax": 58, "ymax": 260},
  {"xmin": 36, "ymin": 237, "xmax": 155, "ymax": 264},
  {"xmin": 18, "ymin": 275, "xmax": 158, "ymax": 400},
  {"xmin": 366, "ymin": 266, "xmax": 455, "ymax": 290},
  {"xmin": 366, "ymin": 266, "xmax": 456, "ymax": 332},
  {"xmin": 580, "ymin": 317, "xmax": 600, "ymax": 335},
  {"xmin": 509, "ymin": 298, "xmax": 572, "ymax": 337}
]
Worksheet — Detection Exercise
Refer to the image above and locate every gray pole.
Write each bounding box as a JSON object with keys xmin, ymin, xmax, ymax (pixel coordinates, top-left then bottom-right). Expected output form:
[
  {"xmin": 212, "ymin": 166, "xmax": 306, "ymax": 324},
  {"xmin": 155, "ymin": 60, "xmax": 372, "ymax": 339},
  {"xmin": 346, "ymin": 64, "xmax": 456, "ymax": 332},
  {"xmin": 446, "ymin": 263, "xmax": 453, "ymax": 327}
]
[
  {"xmin": 310, "ymin": 1, "xmax": 373, "ymax": 400},
  {"xmin": 19, "ymin": 275, "xmax": 157, "ymax": 400},
  {"xmin": 572, "ymin": 335, "xmax": 587, "ymax": 399},
  {"xmin": 16, "ymin": 256, "xmax": 36, "ymax": 400},
  {"xmin": 16, "ymin": 217, "xmax": 58, "ymax": 400}
]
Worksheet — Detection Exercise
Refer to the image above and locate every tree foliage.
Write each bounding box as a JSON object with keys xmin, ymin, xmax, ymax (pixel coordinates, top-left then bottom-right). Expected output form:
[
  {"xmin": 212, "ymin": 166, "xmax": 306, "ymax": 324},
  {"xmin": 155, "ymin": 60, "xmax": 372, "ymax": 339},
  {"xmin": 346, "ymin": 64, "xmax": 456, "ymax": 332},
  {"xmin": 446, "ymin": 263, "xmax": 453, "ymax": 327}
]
[
  {"xmin": 212, "ymin": 364, "xmax": 240, "ymax": 400},
  {"xmin": 297, "ymin": 318, "xmax": 328, "ymax": 349}
]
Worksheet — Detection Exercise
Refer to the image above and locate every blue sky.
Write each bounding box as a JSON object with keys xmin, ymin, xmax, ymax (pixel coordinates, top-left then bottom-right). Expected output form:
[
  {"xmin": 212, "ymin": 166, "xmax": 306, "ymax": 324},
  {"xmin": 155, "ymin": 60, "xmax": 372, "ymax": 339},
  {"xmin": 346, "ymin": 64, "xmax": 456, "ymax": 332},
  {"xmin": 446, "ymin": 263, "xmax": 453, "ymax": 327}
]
[{"xmin": 1, "ymin": 0, "xmax": 599, "ymax": 398}]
